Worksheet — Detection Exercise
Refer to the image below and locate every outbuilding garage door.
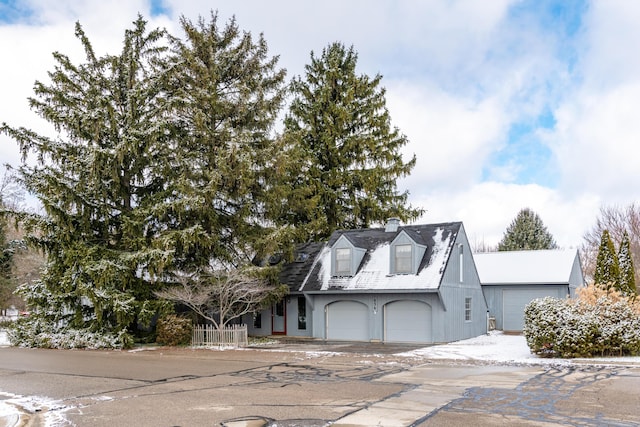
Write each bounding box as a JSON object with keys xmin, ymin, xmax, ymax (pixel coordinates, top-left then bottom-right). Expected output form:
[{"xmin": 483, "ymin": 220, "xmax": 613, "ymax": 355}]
[
  {"xmin": 503, "ymin": 289, "xmax": 558, "ymax": 332},
  {"xmin": 385, "ymin": 300, "xmax": 432, "ymax": 343},
  {"xmin": 326, "ymin": 301, "xmax": 369, "ymax": 341}
]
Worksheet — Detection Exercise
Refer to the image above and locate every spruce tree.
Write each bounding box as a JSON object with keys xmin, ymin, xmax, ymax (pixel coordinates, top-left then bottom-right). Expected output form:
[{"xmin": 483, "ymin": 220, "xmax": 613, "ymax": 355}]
[
  {"xmin": 497, "ymin": 208, "xmax": 558, "ymax": 251},
  {"xmin": 1, "ymin": 14, "xmax": 292, "ymax": 346},
  {"xmin": 1, "ymin": 17, "xmax": 174, "ymax": 346},
  {"xmin": 618, "ymin": 231, "xmax": 636, "ymax": 295},
  {"xmin": 160, "ymin": 12, "xmax": 288, "ymax": 267},
  {"xmin": 594, "ymin": 230, "xmax": 620, "ymax": 290},
  {"xmin": 283, "ymin": 42, "xmax": 422, "ymax": 240}
]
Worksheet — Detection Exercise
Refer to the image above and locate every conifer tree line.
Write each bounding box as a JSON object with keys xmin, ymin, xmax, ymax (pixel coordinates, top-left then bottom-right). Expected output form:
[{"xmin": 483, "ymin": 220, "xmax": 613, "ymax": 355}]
[
  {"xmin": 594, "ymin": 229, "xmax": 637, "ymax": 296},
  {"xmin": 581, "ymin": 203, "xmax": 640, "ymax": 292},
  {"xmin": 0, "ymin": 12, "xmax": 420, "ymax": 346}
]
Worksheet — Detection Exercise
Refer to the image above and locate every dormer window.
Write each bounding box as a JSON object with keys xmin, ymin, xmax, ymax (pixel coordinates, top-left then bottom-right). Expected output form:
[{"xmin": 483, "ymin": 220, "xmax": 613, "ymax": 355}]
[
  {"xmin": 335, "ymin": 247, "xmax": 352, "ymax": 276},
  {"xmin": 394, "ymin": 244, "xmax": 412, "ymax": 274}
]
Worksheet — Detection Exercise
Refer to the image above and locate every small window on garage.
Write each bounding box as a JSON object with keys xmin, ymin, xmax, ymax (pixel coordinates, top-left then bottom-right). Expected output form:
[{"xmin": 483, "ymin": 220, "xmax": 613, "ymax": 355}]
[
  {"xmin": 394, "ymin": 244, "xmax": 413, "ymax": 274},
  {"xmin": 297, "ymin": 296, "xmax": 307, "ymax": 330},
  {"xmin": 459, "ymin": 244, "xmax": 464, "ymax": 282},
  {"xmin": 334, "ymin": 247, "xmax": 352, "ymax": 276},
  {"xmin": 464, "ymin": 297, "xmax": 472, "ymax": 321}
]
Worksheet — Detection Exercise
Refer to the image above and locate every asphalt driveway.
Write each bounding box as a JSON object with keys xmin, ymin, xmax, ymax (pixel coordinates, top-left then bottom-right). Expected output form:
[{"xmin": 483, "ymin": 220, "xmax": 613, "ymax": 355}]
[{"xmin": 1, "ymin": 342, "xmax": 639, "ymax": 426}]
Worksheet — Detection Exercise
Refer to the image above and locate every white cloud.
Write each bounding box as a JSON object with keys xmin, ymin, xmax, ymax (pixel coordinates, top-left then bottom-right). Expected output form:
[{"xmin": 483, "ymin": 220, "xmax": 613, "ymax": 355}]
[
  {"xmin": 412, "ymin": 182, "xmax": 599, "ymax": 249},
  {"xmin": 1, "ymin": 0, "xmax": 639, "ymax": 252},
  {"xmin": 387, "ymin": 82, "xmax": 507, "ymax": 195},
  {"xmin": 551, "ymin": 82, "xmax": 640, "ymax": 202},
  {"xmin": 543, "ymin": 1, "xmax": 640, "ymax": 205}
]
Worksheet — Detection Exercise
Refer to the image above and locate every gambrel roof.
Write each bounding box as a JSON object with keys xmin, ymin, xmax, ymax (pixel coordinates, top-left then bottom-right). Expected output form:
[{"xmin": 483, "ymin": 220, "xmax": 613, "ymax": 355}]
[
  {"xmin": 474, "ymin": 249, "xmax": 581, "ymax": 285},
  {"xmin": 283, "ymin": 222, "xmax": 462, "ymax": 292}
]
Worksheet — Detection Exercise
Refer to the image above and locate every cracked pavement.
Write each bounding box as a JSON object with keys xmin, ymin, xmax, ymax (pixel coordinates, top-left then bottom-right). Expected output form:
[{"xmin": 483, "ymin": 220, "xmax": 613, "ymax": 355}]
[{"xmin": 1, "ymin": 344, "xmax": 639, "ymax": 426}]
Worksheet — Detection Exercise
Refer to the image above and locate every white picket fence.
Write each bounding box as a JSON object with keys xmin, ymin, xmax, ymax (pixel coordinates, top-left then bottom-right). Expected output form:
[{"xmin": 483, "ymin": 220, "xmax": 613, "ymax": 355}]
[{"xmin": 192, "ymin": 324, "xmax": 248, "ymax": 348}]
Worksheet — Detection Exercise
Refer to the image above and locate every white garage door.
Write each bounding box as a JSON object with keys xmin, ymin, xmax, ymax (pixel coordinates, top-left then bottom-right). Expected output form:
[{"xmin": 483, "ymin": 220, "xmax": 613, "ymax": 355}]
[
  {"xmin": 385, "ymin": 300, "xmax": 432, "ymax": 343},
  {"xmin": 326, "ymin": 301, "xmax": 368, "ymax": 341},
  {"xmin": 503, "ymin": 289, "xmax": 558, "ymax": 332}
]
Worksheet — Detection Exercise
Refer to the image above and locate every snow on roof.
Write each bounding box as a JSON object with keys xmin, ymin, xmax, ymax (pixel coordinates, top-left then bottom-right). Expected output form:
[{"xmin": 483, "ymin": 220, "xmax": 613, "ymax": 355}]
[
  {"xmin": 474, "ymin": 249, "xmax": 578, "ymax": 285},
  {"xmin": 315, "ymin": 227, "xmax": 452, "ymax": 291}
]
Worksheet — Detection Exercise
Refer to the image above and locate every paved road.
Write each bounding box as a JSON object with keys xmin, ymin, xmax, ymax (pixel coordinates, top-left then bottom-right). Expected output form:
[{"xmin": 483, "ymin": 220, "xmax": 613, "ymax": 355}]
[{"xmin": 1, "ymin": 343, "xmax": 639, "ymax": 426}]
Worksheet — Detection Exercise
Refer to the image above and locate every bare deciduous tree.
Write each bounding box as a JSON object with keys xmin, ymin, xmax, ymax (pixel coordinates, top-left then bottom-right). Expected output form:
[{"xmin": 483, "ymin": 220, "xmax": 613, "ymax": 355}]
[
  {"xmin": 0, "ymin": 169, "xmax": 25, "ymax": 211},
  {"xmin": 155, "ymin": 267, "xmax": 288, "ymax": 329},
  {"xmin": 581, "ymin": 203, "xmax": 640, "ymax": 285}
]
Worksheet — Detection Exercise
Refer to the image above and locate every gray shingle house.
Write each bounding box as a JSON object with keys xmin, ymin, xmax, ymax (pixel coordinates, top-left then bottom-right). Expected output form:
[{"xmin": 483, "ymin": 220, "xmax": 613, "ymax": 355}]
[
  {"xmin": 474, "ymin": 249, "xmax": 585, "ymax": 332},
  {"xmin": 246, "ymin": 220, "xmax": 489, "ymax": 344}
]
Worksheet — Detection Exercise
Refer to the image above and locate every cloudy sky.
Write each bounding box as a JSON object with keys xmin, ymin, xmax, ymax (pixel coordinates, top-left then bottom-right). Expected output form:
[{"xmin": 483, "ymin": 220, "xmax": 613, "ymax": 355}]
[{"xmin": 1, "ymin": 0, "xmax": 638, "ymax": 249}]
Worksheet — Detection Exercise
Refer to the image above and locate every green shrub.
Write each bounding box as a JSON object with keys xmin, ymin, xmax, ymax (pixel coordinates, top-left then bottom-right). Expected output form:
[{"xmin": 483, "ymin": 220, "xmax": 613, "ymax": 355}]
[
  {"xmin": 524, "ymin": 285, "xmax": 640, "ymax": 358},
  {"xmin": 156, "ymin": 314, "xmax": 193, "ymax": 346}
]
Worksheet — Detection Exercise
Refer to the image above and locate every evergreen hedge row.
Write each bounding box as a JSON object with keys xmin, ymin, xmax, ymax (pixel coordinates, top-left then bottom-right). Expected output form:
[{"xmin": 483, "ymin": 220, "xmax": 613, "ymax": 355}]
[{"xmin": 523, "ymin": 286, "xmax": 640, "ymax": 358}]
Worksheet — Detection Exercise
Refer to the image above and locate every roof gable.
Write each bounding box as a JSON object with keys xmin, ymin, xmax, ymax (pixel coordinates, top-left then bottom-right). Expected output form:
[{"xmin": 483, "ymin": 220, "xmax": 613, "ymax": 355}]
[
  {"xmin": 474, "ymin": 249, "xmax": 579, "ymax": 285},
  {"xmin": 299, "ymin": 222, "xmax": 462, "ymax": 292}
]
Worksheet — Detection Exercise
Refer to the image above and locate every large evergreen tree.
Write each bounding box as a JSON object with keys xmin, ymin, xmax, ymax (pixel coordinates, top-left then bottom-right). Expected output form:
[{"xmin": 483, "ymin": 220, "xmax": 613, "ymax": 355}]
[
  {"xmin": 282, "ymin": 42, "xmax": 422, "ymax": 240},
  {"xmin": 594, "ymin": 230, "xmax": 620, "ymax": 290},
  {"xmin": 160, "ymin": 12, "xmax": 288, "ymax": 268},
  {"xmin": 1, "ymin": 14, "xmax": 290, "ymax": 347},
  {"xmin": 618, "ymin": 231, "xmax": 636, "ymax": 295},
  {"xmin": 497, "ymin": 208, "xmax": 558, "ymax": 251},
  {"xmin": 1, "ymin": 17, "xmax": 172, "ymax": 346}
]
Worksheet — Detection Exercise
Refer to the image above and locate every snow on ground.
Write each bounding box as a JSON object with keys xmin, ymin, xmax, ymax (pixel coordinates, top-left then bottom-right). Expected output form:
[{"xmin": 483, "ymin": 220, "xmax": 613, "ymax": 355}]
[
  {"xmin": 4, "ymin": 328, "xmax": 640, "ymax": 366},
  {"xmin": 0, "ymin": 391, "xmax": 71, "ymax": 427},
  {"xmin": 399, "ymin": 331, "xmax": 640, "ymax": 366}
]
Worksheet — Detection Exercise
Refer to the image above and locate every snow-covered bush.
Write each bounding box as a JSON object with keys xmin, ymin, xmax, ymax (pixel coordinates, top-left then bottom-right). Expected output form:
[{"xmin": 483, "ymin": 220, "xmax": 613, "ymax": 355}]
[
  {"xmin": 156, "ymin": 314, "xmax": 192, "ymax": 346},
  {"xmin": 7, "ymin": 316, "xmax": 133, "ymax": 349},
  {"xmin": 523, "ymin": 296, "xmax": 566, "ymax": 357},
  {"xmin": 524, "ymin": 284, "xmax": 640, "ymax": 358}
]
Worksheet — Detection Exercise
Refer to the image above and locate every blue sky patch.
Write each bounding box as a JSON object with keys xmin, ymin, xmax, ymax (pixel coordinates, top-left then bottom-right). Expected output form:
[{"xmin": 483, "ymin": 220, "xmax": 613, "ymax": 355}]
[
  {"xmin": 0, "ymin": 0, "xmax": 34, "ymax": 24},
  {"xmin": 483, "ymin": 109, "xmax": 558, "ymax": 187},
  {"xmin": 149, "ymin": 0, "xmax": 171, "ymax": 17}
]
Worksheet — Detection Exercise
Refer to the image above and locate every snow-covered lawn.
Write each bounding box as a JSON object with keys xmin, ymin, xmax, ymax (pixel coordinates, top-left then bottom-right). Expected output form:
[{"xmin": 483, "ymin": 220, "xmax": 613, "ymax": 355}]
[{"xmin": 400, "ymin": 331, "xmax": 640, "ymax": 366}]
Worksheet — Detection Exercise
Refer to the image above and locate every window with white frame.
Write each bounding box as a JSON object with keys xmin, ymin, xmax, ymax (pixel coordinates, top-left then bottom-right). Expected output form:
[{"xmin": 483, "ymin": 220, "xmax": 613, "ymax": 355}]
[
  {"xmin": 459, "ymin": 244, "xmax": 464, "ymax": 282},
  {"xmin": 464, "ymin": 297, "xmax": 472, "ymax": 321},
  {"xmin": 334, "ymin": 247, "xmax": 352, "ymax": 276},
  {"xmin": 394, "ymin": 244, "xmax": 412, "ymax": 274}
]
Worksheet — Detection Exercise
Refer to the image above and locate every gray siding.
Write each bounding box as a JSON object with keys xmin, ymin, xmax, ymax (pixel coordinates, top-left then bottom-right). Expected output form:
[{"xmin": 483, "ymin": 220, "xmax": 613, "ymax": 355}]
[
  {"xmin": 331, "ymin": 236, "xmax": 366, "ymax": 276},
  {"xmin": 305, "ymin": 225, "xmax": 489, "ymax": 344},
  {"xmin": 310, "ymin": 292, "xmax": 442, "ymax": 342},
  {"xmin": 483, "ymin": 285, "xmax": 568, "ymax": 330},
  {"xmin": 245, "ymin": 295, "xmax": 313, "ymax": 338},
  {"xmin": 390, "ymin": 232, "xmax": 426, "ymax": 274},
  {"xmin": 437, "ymin": 225, "xmax": 489, "ymax": 342},
  {"xmin": 568, "ymin": 254, "xmax": 586, "ymax": 297}
]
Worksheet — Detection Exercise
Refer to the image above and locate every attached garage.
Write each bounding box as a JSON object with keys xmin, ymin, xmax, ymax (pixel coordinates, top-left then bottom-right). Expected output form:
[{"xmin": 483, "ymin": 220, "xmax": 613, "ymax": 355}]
[
  {"xmin": 384, "ymin": 300, "xmax": 432, "ymax": 343},
  {"xmin": 325, "ymin": 301, "xmax": 369, "ymax": 341},
  {"xmin": 503, "ymin": 288, "xmax": 558, "ymax": 332}
]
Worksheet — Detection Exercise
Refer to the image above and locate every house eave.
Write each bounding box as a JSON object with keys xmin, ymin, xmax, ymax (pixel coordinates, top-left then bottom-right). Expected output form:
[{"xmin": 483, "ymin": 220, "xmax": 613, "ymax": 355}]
[
  {"xmin": 481, "ymin": 282, "xmax": 569, "ymax": 286},
  {"xmin": 303, "ymin": 288, "xmax": 440, "ymax": 295}
]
